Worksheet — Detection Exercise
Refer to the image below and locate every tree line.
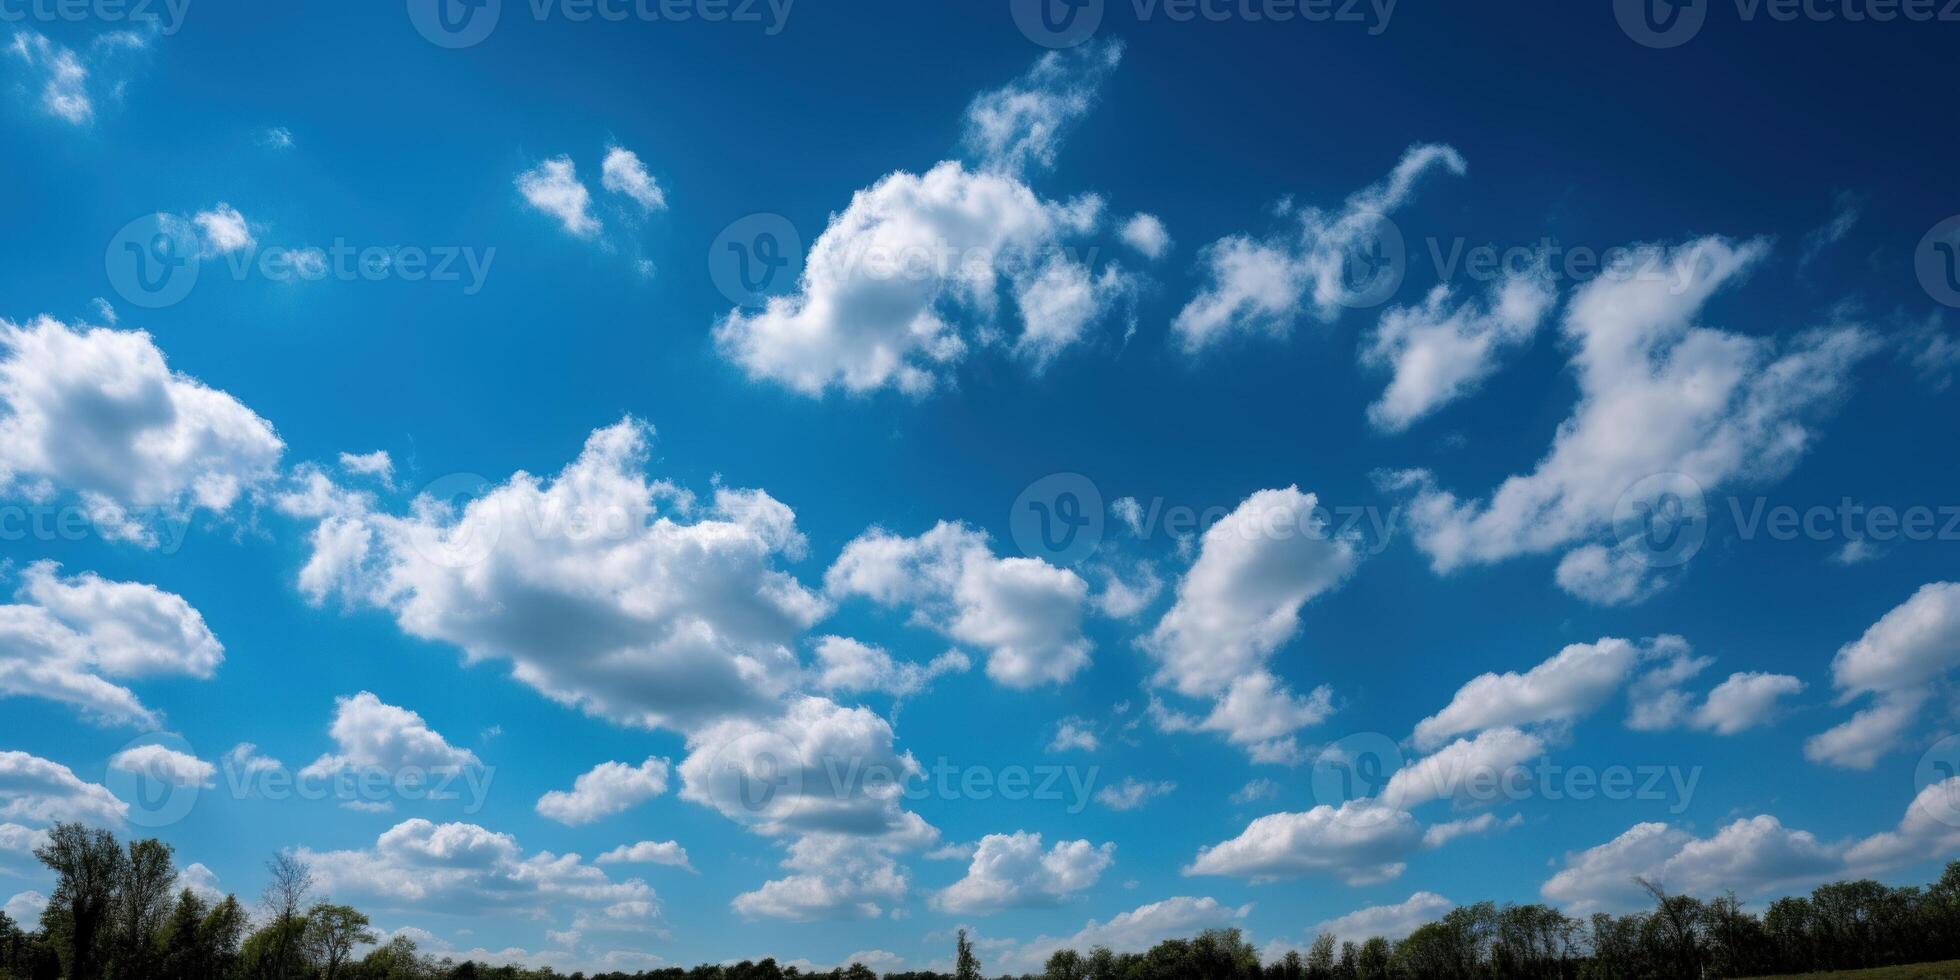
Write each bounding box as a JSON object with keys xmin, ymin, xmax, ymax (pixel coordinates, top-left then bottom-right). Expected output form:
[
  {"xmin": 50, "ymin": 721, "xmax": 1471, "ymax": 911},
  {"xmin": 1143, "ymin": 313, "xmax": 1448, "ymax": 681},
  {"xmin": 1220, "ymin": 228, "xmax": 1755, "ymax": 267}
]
[{"xmin": 5, "ymin": 822, "xmax": 1960, "ymax": 980}]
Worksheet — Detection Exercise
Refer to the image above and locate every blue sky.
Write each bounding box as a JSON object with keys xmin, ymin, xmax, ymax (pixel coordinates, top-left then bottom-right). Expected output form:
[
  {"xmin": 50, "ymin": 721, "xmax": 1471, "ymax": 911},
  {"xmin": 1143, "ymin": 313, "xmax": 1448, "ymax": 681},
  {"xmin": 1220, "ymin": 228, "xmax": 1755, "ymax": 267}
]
[{"xmin": 2, "ymin": 0, "xmax": 1959, "ymax": 972}]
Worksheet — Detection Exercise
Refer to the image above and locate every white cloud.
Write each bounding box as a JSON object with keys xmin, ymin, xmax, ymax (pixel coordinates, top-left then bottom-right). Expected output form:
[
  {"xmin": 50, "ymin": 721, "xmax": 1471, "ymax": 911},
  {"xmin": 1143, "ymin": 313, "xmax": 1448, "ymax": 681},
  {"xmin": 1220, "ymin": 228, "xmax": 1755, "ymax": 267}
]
[
  {"xmin": 1174, "ymin": 144, "xmax": 1466, "ymax": 352},
  {"xmin": 601, "ymin": 147, "xmax": 667, "ymax": 213},
  {"xmin": 1091, "ymin": 562, "xmax": 1161, "ymax": 619},
  {"xmin": 8, "ymin": 31, "xmax": 91, "ymax": 123},
  {"xmin": 1397, "ymin": 237, "xmax": 1876, "ymax": 603},
  {"xmin": 193, "ymin": 204, "xmax": 256, "ymax": 255},
  {"xmin": 223, "ymin": 742, "xmax": 281, "ymax": 777},
  {"xmin": 1361, "ymin": 276, "xmax": 1555, "ymax": 432},
  {"xmin": 807, "ymin": 635, "xmax": 969, "ymax": 698},
  {"xmin": 713, "ymin": 160, "xmax": 1120, "ymax": 395},
  {"xmin": 1047, "ymin": 717, "xmax": 1099, "ymax": 753},
  {"xmin": 278, "ymin": 418, "xmax": 826, "ymax": 735},
  {"xmin": 301, "ymin": 692, "xmax": 479, "ymax": 778},
  {"xmin": 0, "ymin": 561, "xmax": 223, "ymax": 727},
  {"xmin": 1310, "ymin": 891, "xmax": 1454, "ymax": 944},
  {"xmin": 0, "ymin": 750, "xmax": 127, "ymax": 826},
  {"xmin": 1118, "ymin": 214, "xmax": 1172, "ymax": 261},
  {"xmin": 1411, "ymin": 636, "xmax": 1675, "ymax": 750},
  {"xmin": 1139, "ymin": 487, "xmax": 1354, "ymax": 762},
  {"xmin": 1844, "ymin": 775, "xmax": 1960, "ymax": 874},
  {"xmin": 596, "ymin": 840, "xmax": 693, "ymax": 871},
  {"xmin": 1001, "ymin": 896, "xmax": 1250, "ymax": 973},
  {"xmin": 338, "ymin": 450, "xmax": 395, "ymax": 486},
  {"xmin": 1094, "ymin": 778, "xmax": 1175, "ymax": 812},
  {"xmin": 1380, "ymin": 727, "xmax": 1545, "ymax": 810},
  {"xmin": 960, "ymin": 42, "xmax": 1121, "ymax": 176},
  {"xmin": 108, "ymin": 744, "xmax": 215, "ymax": 789},
  {"xmin": 174, "ymin": 862, "xmax": 222, "ymax": 903},
  {"xmin": 1809, "ymin": 583, "xmax": 1960, "ymax": 768},
  {"xmin": 303, "ymin": 818, "xmax": 659, "ymax": 928},
  {"xmin": 827, "ymin": 522, "xmax": 1091, "ymax": 688},
  {"xmin": 1421, "ymin": 812, "xmax": 1521, "ymax": 849},
  {"xmin": 537, "ymin": 758, "xmax": 671, "ymax": 826},
  {"xmin": 1691, "ymin": 672, "xmax": 1805, "ymax": 735},
  {"xmin": 1184, "ymin": 802, "xmax": 1424, "ymax": 885},
  {"xmin": 0, "ymin": 318, "xmax": 284, "ymax": 543},
  {"xmin": 932, "ymin": 831, "xmax": 1114, "ymax": 914},
  {"xmin": 728, "ymin": 828, "xmax": 929, "ymax": 922},
  {"xmin": 1231, "ymin": 779, "xmax": 1279, "ymax": 805},
  {"xmin": 1541, "ymin": 816, "xmax": 1840, "ymax": 915},
  {"xmin": 3, "ymin": 890, "xmax": 46, "ymax": 924},
  {"xmin": 516, "ymin": 157, "xmax": 601, "ymax": 237}
]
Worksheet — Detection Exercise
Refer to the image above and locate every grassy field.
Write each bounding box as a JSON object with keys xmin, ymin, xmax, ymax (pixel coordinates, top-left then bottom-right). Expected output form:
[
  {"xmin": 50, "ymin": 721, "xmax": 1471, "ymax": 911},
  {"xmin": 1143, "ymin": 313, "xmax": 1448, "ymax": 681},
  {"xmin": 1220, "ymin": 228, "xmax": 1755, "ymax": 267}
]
[{"xmin": 1742, "ymin": 962, "xmax": 1960, "ymax": 979}]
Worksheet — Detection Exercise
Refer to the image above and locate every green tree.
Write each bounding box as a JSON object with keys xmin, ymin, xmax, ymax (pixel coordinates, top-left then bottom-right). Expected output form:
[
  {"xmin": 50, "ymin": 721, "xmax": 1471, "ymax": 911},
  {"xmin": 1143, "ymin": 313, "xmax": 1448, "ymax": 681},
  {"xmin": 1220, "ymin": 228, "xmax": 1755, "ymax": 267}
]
[
  {"xmin": 34, "ymin": 823, "xmax": 125, "ymax": 980},
  {"xmin": 305, "ymin": 903, "xmax": 377, "ymax": 980},
  {"xmin": 954, "ymin": 927, "xmax": 980, "ymax": 980}
]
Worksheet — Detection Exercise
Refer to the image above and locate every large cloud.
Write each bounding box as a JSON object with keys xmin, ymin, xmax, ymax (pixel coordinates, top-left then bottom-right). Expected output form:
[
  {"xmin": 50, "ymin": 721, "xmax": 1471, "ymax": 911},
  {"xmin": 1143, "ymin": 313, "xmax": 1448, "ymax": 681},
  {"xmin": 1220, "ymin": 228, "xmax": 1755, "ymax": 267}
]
[
  {"xmin": 1542, "ymin": 816, "xmax": 1842, "ymax": 915},
  {"xmin": 1139, "ymin": 487, "xmax": 1356, "ymax": 762},
  {"xmin": 536, "ymin": 758, "xmax": 670, "ymax": 827},
  {"xmin": 826, "ymin": 523, "xmax": 1092, "ymax": 688},
  {"xmin": 1411, "ymin": 636, "xmax": 1673, "ymax": 750},
  {"xmin": 1173, "ymin": 144, "xmax": 1466, "ymax": 352},
  {"xmin": 0, "ymin": 317, "xmax": 283, "ymax": 544},
  {"xmin": 302, "ymin": 818, "xmax": 658, "ymax": 929},
  {"xmin": 713, "ymin": 47, "xmax": 1132, "ymax": 396},
  {"xmin": 1395, "ymin": 237, "xmax": 1875, "ymax": 603},
  {"xmin": 279, "ymin": 418, "xmax": 826, "ymax": 734},
  {"xmin": 301, "ymin": 692, "xmax": 479, "ymax": 780},
  {"xmin": 1809, "ymin": 582, "xmax": 1960, "ymax": 768},
  {"xmin": 0, "ymin": 561, "xmax": 223, "ymax": 727},
  {"xmin": 0, "ymin": 750, "xmax": 127, "ymax": 826},
  {"xmin": 932, "ymin": 831, "xmax": 1113, "ymax": 914},
  {"xmin": 1183, "ymin": 802, "xmax": 1426, "ymax": 885}
]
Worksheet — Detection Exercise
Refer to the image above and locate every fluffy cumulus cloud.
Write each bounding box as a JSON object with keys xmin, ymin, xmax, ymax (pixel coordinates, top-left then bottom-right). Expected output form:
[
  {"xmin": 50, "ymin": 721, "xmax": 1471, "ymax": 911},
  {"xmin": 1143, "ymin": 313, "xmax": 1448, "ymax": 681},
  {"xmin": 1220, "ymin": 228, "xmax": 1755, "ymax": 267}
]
[
  {"xmin": 1541, "ymin": 816, "xmax": 1842, "ymax": 915},
  {"xmin": 0, "ymin": 561, "xmax": 224, "ymax": 727},
  {"xmin": 1624, "ymin": 650, "xmax": 1804, "ymax": 736},
  {"xmin": 1361, "ymin": 276, "xmax": 1556, "ymax": 432},
  {"xmin": 536, "ymin": 758, "xmax": 671, "ymax": 826},
  {"xmin": 1095, "ymin": 778, "xmax": 1176, "ymax": 812},
  {"xmin": 1184, "ymin": 802, "xmax": 1426, "ymax": 885},
  {"xmin": 807, "ymin": 635, "xmax": 969, "ymax": 698},
  {"xmin": 3, "ymin": 890, "xmax": 46, "ymax": 925},
  {"xmin": 278, "ymin": 418, "xmax": 826, "ymax": 735},
  {"xmin": 1119, "ymin": 214, "xmax": 1172, "ymax": 261},
  {"xmin": 0, "ymin": 750, "xmax": 127, "ymax": 826},
  {"xmin": 1395, "ymin": 237, "xmax": 1876, "ymax": 604},
  {"xmin": 932, "ymin": 832, "xmax": 1114, "ymax": 914},
  {"xmin": 1311, "ymin": 891, "xmax": 1455, "ymax": 944},
  {"xmin": 1173, "ymin": 144, "xmax": 1467, "ymax": 352},
  {"xmin": 1048, "ymin": 717, "xmax": 1099, "ymax": 753},
  {"xmin": 192, "ymin": 204, "xmax": 255, "ymax": 255},
  {"xmin": 601, "ymin": 146, "xmax": 667, "ymax": 213},
  {"xmin": 516, "ymin": 157, "xmax": 601, "ymax": 237},
  {"xmin": 714, "ymin": 48, "xmax": 1134, "ymax": 396},
  {"xmin": 1808, "ymin": 582, "xmax": 1960, "ymax": 769},
  {"xmin": 1380, "ymin": 727, "xmax": 1545, "ymax": 810},
  {"xmin": 303, "ymin": 818, "xmax": 659, "ymax": 929},
  {"xmin": 1412, "ymin": 636, "xmax": 1675, "ymax": 750},
  {"xmin": 301, "ymin": 692, "xmax": 479, "ymax": 779},
  {"xmin": 596, "ymin": 840, "xmax": 693, "ymax": 871},
  {"xmin": 1002, "ymin": 896, "xmax": 1251, "ymax": 973},
  {"xmin": 0, "ymin": 318, "xmax": 283, "ymax": 543},
  {"xmin": 727, "ymin": 828, "xmax": 929, "ymax": 922},
  {"xmin": 108, "ymin": 744, "xmax": 215, "ymax": 789},
  {"xmin": 826, "ymin": 522, "xmax": 1092, "ymax": 688},
  {"xmin": 1140, "ymin": 487, "xmax": 1356, "ymax": 762}
]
